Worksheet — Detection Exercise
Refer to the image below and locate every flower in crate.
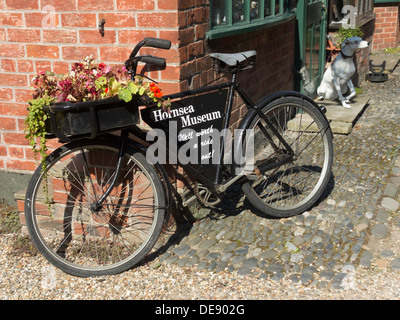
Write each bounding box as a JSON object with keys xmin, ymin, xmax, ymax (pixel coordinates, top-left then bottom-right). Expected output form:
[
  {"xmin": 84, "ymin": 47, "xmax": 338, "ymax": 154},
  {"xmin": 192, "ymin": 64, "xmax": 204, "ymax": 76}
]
[
  {"xmin": 30, "ymin": 56, "xmax": 169, "ymax": 108},
  {"xmin": 26, "ymin": 57, "xmax": 170, "ymax": 169},
  {"xmin": 149, "ymin": 83, "xmax": 163, "ymax": 99}
]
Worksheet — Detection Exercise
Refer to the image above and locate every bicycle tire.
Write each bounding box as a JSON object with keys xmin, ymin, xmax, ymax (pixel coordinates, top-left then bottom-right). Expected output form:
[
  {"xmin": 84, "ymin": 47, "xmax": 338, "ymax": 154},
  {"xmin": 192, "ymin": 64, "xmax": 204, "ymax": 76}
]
[
  {"xmin": 241, "ymin": 96, "xmax": 333, "ymax": 218},
  {"xmin": 25, "ymin": 136, "xmax": 166, "ymax": 277}
]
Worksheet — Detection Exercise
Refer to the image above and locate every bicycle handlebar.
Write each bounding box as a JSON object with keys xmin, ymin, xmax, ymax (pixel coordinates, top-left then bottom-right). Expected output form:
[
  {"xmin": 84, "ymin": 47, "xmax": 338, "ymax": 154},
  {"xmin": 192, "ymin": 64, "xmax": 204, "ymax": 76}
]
[
  {"xmin": 143, "ymin": 37, "xmax": 171, "ymax": 50},
  {"xmin": 126, "ymin": 37, "xmax": 171, "ymax": 76},
  {"xmin": 140, "ymin": 56, "xmax": 166, "ymax": 68},
  {"xmin": 129, "ymin": 38, "xmax": 171, "ymax": 59}
]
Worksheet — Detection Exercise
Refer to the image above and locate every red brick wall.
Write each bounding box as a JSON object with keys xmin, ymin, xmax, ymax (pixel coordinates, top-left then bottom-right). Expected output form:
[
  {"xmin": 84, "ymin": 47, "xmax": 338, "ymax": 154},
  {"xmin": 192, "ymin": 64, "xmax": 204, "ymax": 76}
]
[
  {"xmin": 178, "ymin": 0, "xmax": 211, "ymax": 92},
  {"xmin": 373, "ymin": 3, "xmax": 400, "ymax": 51},
  {"xmin": 0, "ymin": 0, "xmax": 180, "ymax": 172}
]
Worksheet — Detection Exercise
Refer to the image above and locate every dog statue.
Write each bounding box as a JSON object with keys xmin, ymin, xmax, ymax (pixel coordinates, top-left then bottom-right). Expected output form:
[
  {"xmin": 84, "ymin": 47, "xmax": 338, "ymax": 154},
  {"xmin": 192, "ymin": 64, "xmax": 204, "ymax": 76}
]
[{"xmin": 317, "ymin": 36, "xmax": 369, "ymax": 109}]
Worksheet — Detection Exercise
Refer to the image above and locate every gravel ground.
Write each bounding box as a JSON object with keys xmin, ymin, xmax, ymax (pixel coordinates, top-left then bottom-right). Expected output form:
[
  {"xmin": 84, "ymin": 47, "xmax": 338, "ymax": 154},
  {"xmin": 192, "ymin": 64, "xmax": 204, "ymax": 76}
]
[{"xmin": 1, "ymin": 232, "xmax": 400, "ymax": 300}]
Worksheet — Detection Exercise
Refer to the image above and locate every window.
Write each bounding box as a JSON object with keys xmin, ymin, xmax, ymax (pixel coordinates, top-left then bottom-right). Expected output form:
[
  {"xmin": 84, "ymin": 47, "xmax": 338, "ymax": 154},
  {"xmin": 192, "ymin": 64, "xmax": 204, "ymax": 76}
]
[
  {"xmin": 374, "ymin": 0, "xmax": 400, "ymax": 3},
  {"xmin": 329, "ymin": 0, "xmax": 375, "ymax": 28},
  {"xmin": 207, "ymin": 0, "xmax": 295, "ymax": 39}
]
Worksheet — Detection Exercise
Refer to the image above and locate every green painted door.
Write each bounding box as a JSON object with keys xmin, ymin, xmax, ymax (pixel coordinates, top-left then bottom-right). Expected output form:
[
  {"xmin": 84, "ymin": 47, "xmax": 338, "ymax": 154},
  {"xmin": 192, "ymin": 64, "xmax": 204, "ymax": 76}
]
[{"xmin": 295, "ymin": 0, "xmax": 327, "ymax": 98}]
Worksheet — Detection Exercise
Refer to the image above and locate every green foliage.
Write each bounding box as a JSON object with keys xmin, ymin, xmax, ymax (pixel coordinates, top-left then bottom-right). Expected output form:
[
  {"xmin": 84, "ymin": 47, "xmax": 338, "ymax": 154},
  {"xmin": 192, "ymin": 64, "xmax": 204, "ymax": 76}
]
[
  {"xmin": 9, "ymin": 235, "xmax": 38, "ymax": 257},
  {"xmin": 25, "ymin": 96, "xmax": 54, "ymax": 165},
  {"xmin": 0, "ymin": 201, "xmax": 21, "ymax": 234},
  {"xmin": 118, "ymin": 87, "xmax": 133, "ymax": 102},
  {"xmin": 383, "ymin": 47, "xmax": 400, "ymax": 55},
  {"xmin": 337, "ymin": 27, "xmax": 364, "ymax": 47},
  {"xmin": 95, "ymin": 76, "xmax": 107, "ymax": 88},
  {"xmin": 2, "ymin": 210, "xmax": 21, "ymax": 234},
  {"xmin": 25, "ymin": 97, "xmax": 54, "ymax": 209}
]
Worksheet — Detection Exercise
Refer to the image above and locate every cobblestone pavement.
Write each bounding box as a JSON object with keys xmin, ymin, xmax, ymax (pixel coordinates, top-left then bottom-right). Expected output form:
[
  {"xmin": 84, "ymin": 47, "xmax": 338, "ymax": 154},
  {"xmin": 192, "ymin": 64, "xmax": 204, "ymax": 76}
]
[{"xmin": 155, "ymin": 69, "xmax": 400, "ymax": 289}]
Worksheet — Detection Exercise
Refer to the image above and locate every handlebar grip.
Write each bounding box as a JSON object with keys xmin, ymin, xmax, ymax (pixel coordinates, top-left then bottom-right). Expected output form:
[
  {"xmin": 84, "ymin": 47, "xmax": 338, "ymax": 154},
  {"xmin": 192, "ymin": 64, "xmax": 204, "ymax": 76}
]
[
  {"xmin": 143, "ymin": 37, "xmax": 171, "ymax": 50},
  {"xmin": 141, "ymin": 56, "xmax": 166, "ymax": 67}
]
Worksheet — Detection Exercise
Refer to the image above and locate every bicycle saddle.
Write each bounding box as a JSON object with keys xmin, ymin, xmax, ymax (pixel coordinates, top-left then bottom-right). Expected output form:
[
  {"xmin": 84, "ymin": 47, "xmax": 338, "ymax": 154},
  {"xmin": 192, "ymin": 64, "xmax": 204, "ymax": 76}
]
[{"xmin": 210, "ymin": 51, "xmax": 257, "ymax": 67}]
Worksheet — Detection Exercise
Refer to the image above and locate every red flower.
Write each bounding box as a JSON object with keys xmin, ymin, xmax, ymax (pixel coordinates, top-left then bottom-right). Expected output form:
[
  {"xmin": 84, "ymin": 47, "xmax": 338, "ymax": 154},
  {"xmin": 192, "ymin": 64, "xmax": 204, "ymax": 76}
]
[
  {"xmin": 149, "ymin": 83, "xmax": 162, "ymax": 98},
  {"xmin": 99, "ymin": 63, "xmax": 106, "ymax": 69},
  {"xmin": 154, "ymin": 89, "xmax": 162, "ymax": 98},
  {"xmin": 105, "ymin": 87, "xmax": 109, "ymax": 93}
]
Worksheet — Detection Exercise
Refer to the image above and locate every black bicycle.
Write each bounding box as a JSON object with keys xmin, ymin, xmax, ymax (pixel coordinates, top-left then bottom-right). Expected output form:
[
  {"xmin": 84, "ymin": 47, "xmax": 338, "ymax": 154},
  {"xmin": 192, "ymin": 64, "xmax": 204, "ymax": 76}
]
[{"xmin": 24, "ymin": 38, "xmax": 333, "ymax": 277}]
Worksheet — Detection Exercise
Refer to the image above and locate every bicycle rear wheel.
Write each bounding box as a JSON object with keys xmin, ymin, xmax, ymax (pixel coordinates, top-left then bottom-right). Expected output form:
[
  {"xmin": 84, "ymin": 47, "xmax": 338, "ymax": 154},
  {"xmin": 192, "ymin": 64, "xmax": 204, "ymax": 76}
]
[
  {"xmin": 25, "ymin": 136, "xmax": 166, "ymax": 277},
  {"xmin": 242, "ymin": 96, "xmax": 333, "ymax": 218}
]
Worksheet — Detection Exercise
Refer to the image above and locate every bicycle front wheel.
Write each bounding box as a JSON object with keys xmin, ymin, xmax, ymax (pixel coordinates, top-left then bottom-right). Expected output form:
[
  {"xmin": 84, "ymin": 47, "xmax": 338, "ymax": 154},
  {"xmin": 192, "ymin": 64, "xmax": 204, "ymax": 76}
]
[
  {"xmin": 242, "ymin": 96, "xmax": 333, "ymax": 218},
  {"xmin": 25, "ymin": 136, "xmax": 166, "ymax": 277}
]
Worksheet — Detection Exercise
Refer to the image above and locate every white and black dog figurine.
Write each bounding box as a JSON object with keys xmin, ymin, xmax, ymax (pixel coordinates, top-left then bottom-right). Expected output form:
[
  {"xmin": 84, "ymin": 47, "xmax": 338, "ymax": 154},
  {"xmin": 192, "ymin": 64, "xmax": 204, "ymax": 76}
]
[{"xmin": 317, "ymin": 37, "xmax": 369, "ymax": 109}]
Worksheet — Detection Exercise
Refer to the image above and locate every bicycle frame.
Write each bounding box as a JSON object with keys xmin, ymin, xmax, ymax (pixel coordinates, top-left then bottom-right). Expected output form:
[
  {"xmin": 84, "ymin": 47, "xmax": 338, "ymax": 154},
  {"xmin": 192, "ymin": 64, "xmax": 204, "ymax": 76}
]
[
  {"xmin": 91, "ymin": 38, "xmax": 300, "ymax": 211},
  {"xmin": 91, "ymin": 69, "xmax": 301, "ymax": 212}
]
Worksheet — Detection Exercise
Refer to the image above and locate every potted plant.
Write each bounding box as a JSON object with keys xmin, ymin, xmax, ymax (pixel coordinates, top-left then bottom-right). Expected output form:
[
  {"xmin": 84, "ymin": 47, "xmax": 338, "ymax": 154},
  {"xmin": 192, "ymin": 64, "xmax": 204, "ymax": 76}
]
[{"xmin": 25, "ymin": 56, "xmax": 169, "ymax": 168}]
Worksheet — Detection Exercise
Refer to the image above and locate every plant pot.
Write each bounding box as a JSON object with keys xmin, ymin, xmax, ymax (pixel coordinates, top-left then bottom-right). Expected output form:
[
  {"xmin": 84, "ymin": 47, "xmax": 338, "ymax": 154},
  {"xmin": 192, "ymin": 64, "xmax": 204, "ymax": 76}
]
[{"xmin": 45, "ymin": 97, "xmax": 141, "ymax": 142}]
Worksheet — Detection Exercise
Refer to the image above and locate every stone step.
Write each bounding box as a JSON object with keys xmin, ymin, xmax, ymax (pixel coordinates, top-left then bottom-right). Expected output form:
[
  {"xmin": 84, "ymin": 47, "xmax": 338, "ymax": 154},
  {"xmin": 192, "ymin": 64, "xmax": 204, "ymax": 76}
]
[
  {"xmin": 287, "ymin": 96, "xmax": 369, "ymax": 135},
  {"xmin": 317, "ymin": 96, "xmax": 370, "ymax": 134}
]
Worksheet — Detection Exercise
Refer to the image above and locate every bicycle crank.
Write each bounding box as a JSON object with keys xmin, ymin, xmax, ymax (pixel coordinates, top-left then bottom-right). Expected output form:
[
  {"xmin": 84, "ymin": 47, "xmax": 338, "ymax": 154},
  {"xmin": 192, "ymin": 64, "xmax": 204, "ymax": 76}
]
[{"xmin": 194, "ymin": 182, "xmax": 221, "ymax": 207}]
